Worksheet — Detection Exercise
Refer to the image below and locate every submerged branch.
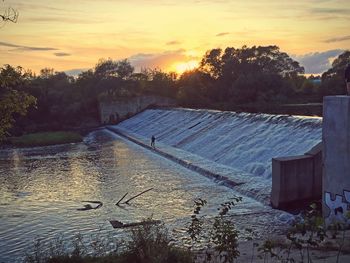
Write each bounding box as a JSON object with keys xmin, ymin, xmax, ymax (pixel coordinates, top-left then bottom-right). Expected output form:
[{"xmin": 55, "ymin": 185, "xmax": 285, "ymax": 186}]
[
  {"xmin": 124, "ymin": 188, "xmax": 153, "ymax": 204},
  {"xmin": 116, "ymin": 192, "xmax": 128, "ymax": 206}
]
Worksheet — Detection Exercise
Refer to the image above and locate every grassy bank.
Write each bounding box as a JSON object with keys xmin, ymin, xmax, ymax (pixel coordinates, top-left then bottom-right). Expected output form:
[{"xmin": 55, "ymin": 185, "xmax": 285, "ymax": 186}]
[{"xmin": 9, "ymin": 131, "xmax": 83, "ymax": 147}]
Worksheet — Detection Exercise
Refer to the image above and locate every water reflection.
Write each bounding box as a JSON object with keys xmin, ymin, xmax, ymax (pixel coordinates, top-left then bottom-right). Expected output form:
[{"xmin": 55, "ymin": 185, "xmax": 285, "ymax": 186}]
[{"xmin": 0, "ymin": 129, "xmax": 287, "ymax": 262}]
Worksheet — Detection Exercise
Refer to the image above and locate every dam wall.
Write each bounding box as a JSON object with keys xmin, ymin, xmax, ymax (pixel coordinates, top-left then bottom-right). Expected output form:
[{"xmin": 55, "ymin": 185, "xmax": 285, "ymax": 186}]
[
  {"xmin": 271, "ymin": 142, "xmax": 322, "ymax": 209},
  {"xmin": 111, "ymin": 108, "xmax": 322, "ymax": 205},
  {"xmin": 99, "ymin": 96, "xmax": 175, "ymax": 124}
]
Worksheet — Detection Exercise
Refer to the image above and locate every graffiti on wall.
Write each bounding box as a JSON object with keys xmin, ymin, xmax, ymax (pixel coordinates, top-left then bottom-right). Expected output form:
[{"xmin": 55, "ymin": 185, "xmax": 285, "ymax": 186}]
[{"xmin": 324, "ymin": 190, "xmax": 350, "ymax": 225}]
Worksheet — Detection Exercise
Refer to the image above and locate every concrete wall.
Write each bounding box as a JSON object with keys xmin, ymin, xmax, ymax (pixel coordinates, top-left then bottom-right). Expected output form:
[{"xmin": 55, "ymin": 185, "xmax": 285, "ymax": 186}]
[
  {"xmin": 271, "ymin": 142, "xmax": 322, "ymax": 209},
  {"xmin": 323, "ymin": 96, "xmax": 350, "ymax": 225},
  {"xmin": 99, "ymin": 95, "xmax": 175, "ymax": 124}
]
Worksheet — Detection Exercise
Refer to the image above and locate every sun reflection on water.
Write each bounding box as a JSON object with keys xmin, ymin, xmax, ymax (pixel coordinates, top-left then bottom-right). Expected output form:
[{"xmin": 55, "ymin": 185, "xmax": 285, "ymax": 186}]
[{"xmin": 0, "ymin": 130, "xmax": 287, "ymax": 262}]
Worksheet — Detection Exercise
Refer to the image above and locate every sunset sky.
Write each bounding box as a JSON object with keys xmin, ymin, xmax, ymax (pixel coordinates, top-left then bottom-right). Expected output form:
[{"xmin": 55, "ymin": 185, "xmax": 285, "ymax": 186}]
[{"xmin": 1, "ymin": 0, "xmax": 349, "ymax": 75}]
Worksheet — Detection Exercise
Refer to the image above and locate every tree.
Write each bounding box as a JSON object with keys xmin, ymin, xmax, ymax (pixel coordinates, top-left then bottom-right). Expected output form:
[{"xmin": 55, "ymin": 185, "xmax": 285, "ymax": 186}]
[
  {"xmin": 116, "ymin": 59, "xmax": 134, "ymax": 80},
  {"xmin": 93, "ymin": 58, "xmax": 135, "ymax": 96},
  {"xmin": 198, "ymin": 45, "xmax": 304, "ymax": 104},
  {"xmin": 94, "ymin": 58, "xmax": 119, "ymax": 78},
  {"xmin": 94, "ymin": 58, "xmax": 134, "ymax": 80},
  {"xmin": 320, "ymin": 51, "xmax": 350, "ymax": 96},
  {"xmin": 145, "ymin": 69, "xmax": 177, "ymax": 97},
  {"xmin": 322, "ymin": 51, "xmax": 350, "ymax": 80},
  {"xmin": 0, "ymin": 65, "xmax": 36, "ymax": 140},
  {"xmin": 200, "ymin": 48, "xmax": 223, "ymax": 79},
  {"xmin": 200, "ymin": 46, "xmax": 304, "ymax": 80},
  {"xmin": 177, "ymin": 70, "xmax": 213, "ymax": 106}
]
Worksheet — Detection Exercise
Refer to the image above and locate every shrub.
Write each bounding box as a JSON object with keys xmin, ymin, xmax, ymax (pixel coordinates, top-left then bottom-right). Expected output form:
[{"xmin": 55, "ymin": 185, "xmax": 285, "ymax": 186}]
[{"xmin": 123, "ymin": 220, "xmax": 193, "ymax": 263}]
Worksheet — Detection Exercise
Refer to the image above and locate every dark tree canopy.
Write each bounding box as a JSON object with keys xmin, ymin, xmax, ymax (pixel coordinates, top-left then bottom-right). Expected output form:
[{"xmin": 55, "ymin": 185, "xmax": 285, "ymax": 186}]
[
  {"xmin": 322, "ymin": 51, "xmax": 350, "ymax": 80},
  {"xmin": 187, "ymin": 45, "xmax": 305, "ymax": 104},
  {"xmin": 200, "ymin": 45, "xmax": 304, "ymax": 80},
  {"xmin": 0, "ymin": 65, "xmax": 36, "ymax": 140},
  {"xmin": 319, "ymin": 51, "xmax": 350, "ymax": 96},
  {"xmin": 94, "ymin": 58, "xmax": 134, "ymax": 80}
]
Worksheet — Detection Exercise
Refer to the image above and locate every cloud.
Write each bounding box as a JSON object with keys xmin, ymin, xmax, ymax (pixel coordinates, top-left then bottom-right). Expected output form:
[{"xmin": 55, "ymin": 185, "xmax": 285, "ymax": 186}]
[
  {"xmin": 324, "ymin": 35, "xmax": 350, "ymax": 43},
  {"xmin": 166, "ymin": 40, "xmax": 181, "ymax": 45},
  {"xmin": 0, "ymin": 41, "xmax": 58, "ymax": 51},
  {"xmin": 309, "ymin": 7, "xmax": 350, "ymax": 14},
  {"xmin": 293, "ymin": 49, "xmax": 344, "ymax": 74},
  {"xmin": 0, "ymin": 42, "xmax": 21, "ymax": 48},
  {"xmin": 54, "ymin": 52, "xmax": 71, "ymax": 57},
  {"xmin": 15, "ymin": 2, "xmax": 68, "ymax": 12},
  {"xmin": 24, "ymin": 16, "xmax": 102, "ymax": 24},
  {"xmin": 306, "ymin": 7, "xmax": 350, "ymax": 20},
  {"xmin": 216, "ymin": 32, "xmax": 230, "ymax": 37},
  {"xmin": 65, "ymin": 68, "xmax": 88, "ymax": 76},
  {"xmin": 128, "ymin": 49, "xmax": 199, "ymax": 71}
]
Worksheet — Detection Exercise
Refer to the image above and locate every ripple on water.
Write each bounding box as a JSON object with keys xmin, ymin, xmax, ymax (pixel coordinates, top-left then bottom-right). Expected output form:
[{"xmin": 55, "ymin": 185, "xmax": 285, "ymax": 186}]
[{"xmin": 0, "ymin": 129, "xmax": 288, "ymax": 262}]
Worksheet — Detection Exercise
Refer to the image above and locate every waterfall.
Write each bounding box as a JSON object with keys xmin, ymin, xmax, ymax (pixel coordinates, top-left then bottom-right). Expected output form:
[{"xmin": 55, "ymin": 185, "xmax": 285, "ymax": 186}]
[
  {"xmin": 117, "ymin": 108, "xmax": 322, "ymax": 179},
  {"xmin": 114, "ymin": 108, "xmax": 322, "ymax": 204}
]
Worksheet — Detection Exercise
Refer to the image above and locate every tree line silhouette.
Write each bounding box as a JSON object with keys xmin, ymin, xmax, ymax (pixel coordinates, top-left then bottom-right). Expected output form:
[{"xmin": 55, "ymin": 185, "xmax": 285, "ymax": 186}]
[{"xmin": 1, "ymin": 45, "xmax": 349, "ymax": 140}]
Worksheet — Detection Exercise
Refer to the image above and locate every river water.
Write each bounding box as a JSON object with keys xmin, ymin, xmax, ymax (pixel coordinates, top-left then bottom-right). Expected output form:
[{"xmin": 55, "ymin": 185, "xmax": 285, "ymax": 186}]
[{"xmin": 0, "ymin": 129, "xmax": 289, "ymax": 262}]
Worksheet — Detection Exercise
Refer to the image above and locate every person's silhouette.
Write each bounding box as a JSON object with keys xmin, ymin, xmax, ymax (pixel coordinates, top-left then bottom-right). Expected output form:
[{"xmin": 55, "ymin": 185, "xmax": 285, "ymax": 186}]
[{"xmin": 151, "ymin": 135, "xmax": 156, "ymax": 148}]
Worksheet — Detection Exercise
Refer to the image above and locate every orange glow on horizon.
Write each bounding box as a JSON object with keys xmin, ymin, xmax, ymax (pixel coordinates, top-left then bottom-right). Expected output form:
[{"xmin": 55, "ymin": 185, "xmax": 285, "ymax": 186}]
[
  {"xmin": 172, "ymin": 60, "xmax": 199, "ymax": 74},
  {"xmin": 1, "ymin": 1, "xmax": 349, "ymax": 74}
]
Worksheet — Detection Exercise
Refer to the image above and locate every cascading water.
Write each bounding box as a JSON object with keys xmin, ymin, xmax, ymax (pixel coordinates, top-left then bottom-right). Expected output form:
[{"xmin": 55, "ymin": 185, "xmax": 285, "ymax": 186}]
[{"xmin": 115, "ymin": 108, "xmax": 322, "ymax": 203}]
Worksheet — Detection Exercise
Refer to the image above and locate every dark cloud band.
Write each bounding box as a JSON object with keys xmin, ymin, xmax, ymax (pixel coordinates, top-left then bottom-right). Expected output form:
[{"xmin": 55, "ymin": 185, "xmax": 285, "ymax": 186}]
[
  {"xmin": 54, "ymin": 52, "xmax": 71, "ymax": 57},
  {"xmin": 324, "ymin": 35, "xmax": 350, "ymax": 43},
  {"xmin": 0, "ymin": 41, "xmax": 58, "ymax": 51},
  {"xmin": 216, "ymin": 32, "xmax": 230, "ymax": 37}
]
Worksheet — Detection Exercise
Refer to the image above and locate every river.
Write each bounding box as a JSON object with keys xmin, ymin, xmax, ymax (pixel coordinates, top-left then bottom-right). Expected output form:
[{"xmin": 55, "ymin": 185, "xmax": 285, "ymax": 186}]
[{"xmin": 0, "ymin": 129, "xmax": 289, "ymax": 262}]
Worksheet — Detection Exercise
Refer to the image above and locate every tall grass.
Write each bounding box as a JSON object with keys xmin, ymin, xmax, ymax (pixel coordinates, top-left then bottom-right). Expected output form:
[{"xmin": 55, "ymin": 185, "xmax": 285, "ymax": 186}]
[{"xmin": 24, "ymin": 221, "xmax": 193, "ymax": 263}]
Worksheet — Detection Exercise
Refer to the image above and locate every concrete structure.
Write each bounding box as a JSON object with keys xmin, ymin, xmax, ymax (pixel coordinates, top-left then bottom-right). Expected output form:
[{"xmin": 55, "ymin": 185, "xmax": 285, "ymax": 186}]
[
  {"xmin": 271, "ymin": 142, "xmax": 322, "ymax": 209},
  {"xmin": 323, "ymin": 96, "xmax": 350, "ymax": 225},
  {"xmin": 99, "ymin": 95, "xmax": 175, "ymax": 124}
]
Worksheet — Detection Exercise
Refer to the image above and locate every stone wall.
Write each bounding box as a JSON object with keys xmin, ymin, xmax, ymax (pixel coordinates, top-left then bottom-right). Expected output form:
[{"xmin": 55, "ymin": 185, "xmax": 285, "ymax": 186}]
[
  {"xmin": 271, "ymin": 142, "xmax": 322, "ymax": 209},
  {"xmin": 99, "ymin": 96, "xmax": 175, "ymax": 124},
  {"xmin": 323, "ymin": 96, "xmax": 350, "ymax": 225}
]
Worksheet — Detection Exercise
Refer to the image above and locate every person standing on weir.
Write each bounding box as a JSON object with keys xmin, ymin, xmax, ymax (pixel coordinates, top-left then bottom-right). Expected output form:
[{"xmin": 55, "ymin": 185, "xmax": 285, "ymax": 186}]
[
  {"xmin": 151, "ymin": 135, "xmax": 156, "ymax": 148},
  {"xmin": 345, "ymin": 63, "xmax": 350, "ymax": 95}
]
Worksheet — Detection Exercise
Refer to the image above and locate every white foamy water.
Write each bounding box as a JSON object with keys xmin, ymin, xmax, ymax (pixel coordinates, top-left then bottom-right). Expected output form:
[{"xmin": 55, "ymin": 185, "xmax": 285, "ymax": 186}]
[
  {"xmin": 115, "ymin": 108, "xmax": 322, "ymax": 202},
  {"xmin": 0, "ymin": 129, "xmax": 288, "ymax": 262}
]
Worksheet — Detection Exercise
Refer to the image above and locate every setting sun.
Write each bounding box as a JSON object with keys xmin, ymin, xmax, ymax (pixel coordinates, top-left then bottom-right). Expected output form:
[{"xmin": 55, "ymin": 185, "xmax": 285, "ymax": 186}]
[{"xmin": 172, "ymin": 60, "xmax": 199, "ymax": 74}]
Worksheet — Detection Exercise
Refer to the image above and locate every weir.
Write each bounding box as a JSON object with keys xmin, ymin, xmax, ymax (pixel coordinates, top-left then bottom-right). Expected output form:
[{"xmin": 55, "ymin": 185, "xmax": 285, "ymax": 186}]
[{"xmin": 109, "ymin": 108, "xmax": 323, "ymax": 206}]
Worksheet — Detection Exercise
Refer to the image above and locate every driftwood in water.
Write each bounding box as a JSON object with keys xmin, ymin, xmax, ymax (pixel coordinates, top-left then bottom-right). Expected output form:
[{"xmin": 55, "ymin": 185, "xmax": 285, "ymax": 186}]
[
  {"xmin": 77, "ymin": 201, "xmax": 103, "ymax": 211},
  {"xmin": 124, "ymin": 188, "xmax": 153, "ymax": 204},
  {"xmin": 116, "ymin": 192, "xmax": 128, "ymax": 206},
  {"xmin": 109, "ymin": 219, "xmax": 161, "ymax": 229}
]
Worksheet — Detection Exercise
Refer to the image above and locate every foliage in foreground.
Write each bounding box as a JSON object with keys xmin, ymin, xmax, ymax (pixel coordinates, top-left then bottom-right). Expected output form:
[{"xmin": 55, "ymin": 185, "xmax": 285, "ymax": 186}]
[
  {"xmin": 24, "ymin": 200, "xmax": 350, "ymax": 263},
  {"xmin": 9, "ymin": 131, "xmax": 83, "ymax": 147},
  {"xmin": 24, "ymin": 222, "xmax": 193, "ymax": 263}
]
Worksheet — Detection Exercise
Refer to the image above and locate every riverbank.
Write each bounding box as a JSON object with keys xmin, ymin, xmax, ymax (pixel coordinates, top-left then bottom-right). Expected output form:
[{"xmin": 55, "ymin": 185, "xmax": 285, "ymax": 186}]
[
  {"xmin": 7, "ymin": 131, "xmax": 83, "ymax": 147},
  {"xmin": 24, "ymin": 223, "xmax": 350, "ymax": 263}
]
